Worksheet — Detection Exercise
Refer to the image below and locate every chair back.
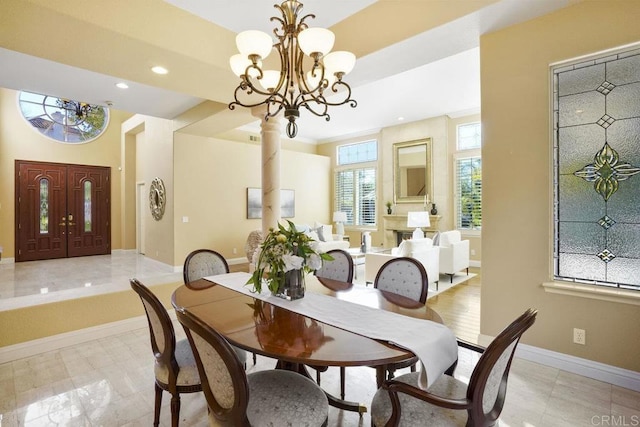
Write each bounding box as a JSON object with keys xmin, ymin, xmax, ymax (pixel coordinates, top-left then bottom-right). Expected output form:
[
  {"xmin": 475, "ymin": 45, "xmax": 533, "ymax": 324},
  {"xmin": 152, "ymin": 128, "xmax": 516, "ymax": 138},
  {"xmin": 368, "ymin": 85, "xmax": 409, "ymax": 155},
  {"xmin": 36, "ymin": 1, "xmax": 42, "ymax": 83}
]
[
  {"xmin": 130, "ymin": 278, "xmax": 179, "ymax": 385},
  {"xmin": 439, "ymin": 230, "xmax": 461, "ymax": 247},
  {"xmin": 183, "ymin": 249, "xmax": 229, "ymax": 288},
  {"xmin": 467, "ymin": 308, "xmax": 537, "ymax": 425},
  {"xmin": 315, "ymin": 249, "xmax": 354, "ymax": 283},
  {"xmin": 176, "ymin": 308, "xmax": 250, "ymax": 425},
  {"xmin": 374, "ymin": 257, "xmax": 428, "ymax": 303}
]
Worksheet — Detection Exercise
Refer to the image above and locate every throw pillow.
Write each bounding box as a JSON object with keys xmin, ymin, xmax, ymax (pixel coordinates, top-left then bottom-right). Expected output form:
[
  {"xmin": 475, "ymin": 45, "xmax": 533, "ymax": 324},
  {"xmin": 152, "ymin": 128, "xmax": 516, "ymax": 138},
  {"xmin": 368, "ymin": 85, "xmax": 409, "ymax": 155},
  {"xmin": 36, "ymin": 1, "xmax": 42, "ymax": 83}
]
[
  {"xmin": 307, "ymin": 230, "xmax": 320, "ymax": 242},
  {"xmin": 316, "ymin": 226, "xmax": 326, "ymax": 241}
]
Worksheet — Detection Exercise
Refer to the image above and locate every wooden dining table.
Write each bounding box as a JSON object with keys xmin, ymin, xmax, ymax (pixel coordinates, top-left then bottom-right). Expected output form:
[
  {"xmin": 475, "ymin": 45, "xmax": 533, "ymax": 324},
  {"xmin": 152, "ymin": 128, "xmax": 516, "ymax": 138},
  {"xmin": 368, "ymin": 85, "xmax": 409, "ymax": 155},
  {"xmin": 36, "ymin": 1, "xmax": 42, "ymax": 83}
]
[{"xmin": 171, "ymin": 273, "xmax": 446, "ymax": 414}]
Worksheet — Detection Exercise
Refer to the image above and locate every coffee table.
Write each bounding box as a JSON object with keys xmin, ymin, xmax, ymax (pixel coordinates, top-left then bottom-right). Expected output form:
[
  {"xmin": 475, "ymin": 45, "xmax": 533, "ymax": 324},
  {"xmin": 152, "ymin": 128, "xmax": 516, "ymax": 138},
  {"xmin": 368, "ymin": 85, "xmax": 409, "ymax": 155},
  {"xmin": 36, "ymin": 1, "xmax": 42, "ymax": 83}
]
[{"xmin": 346, "ymin": 246, "xmax": 392, "ymax": 279}]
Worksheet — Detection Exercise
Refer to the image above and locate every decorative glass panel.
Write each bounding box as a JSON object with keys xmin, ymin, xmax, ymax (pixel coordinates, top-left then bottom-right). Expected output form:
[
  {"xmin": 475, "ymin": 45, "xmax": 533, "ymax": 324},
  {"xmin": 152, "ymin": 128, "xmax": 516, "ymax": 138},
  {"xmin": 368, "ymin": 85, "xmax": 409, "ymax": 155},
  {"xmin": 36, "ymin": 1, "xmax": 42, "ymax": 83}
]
[
  {"xmin": 18, "ymin": 91, "xmax": 109, "ymax": 144},
  {"xmin": 337, "ymin": 140, "xmax": 377, "ymax": 165},
  {"xmin": 84, "ymin": 181, "xmax": 92, "ymax": 232},
  {"xmin": 553, "ymin": 45, "xmax": 640, "ymax": 290},
  {"xmin": 39, "ymin": 179, "xmax": 49, "ymax": 234}
]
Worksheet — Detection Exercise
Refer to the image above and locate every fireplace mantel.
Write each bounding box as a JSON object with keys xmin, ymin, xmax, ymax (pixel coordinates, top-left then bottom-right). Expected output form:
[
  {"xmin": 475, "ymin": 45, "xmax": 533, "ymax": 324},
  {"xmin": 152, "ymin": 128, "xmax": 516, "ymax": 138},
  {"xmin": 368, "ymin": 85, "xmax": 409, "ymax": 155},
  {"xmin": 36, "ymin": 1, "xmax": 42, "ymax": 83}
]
[{"xmin": 382, "ymin": 214, "xmax": 441, "ymax": 247}]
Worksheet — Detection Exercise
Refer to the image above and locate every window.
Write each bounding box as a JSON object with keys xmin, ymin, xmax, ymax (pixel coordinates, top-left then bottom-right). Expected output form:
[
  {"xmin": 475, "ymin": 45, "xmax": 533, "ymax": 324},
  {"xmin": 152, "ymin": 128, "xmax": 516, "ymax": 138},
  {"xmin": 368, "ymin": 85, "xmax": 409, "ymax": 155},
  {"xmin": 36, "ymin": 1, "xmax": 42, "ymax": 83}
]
[
  {"xmin": 552, "ymin": 45, "xmax": 640, "ymax": 290},
  {"xmin": 335, "ymin": 140, "xmax": 377, "ymax": 226},
  {"xmin": 19, "ymin": 91, "xmax": 109, "ymax": 143},
  {"xmin": 455, "ymin": 123, "xmax": 482, "ymax": 230}
]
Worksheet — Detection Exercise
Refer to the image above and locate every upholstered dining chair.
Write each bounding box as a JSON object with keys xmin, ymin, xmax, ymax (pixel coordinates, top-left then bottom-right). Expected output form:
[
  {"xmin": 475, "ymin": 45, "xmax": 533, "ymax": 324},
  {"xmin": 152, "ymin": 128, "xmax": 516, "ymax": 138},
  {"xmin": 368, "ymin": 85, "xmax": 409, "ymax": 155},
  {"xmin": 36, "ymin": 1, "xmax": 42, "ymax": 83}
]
[
  {"xmin": 130, "ymin": 278, "xmax": 202, "ymax": 427},
  {"xmin": 371, "ymin": 257, "xmax": 429, "ymax": 381},
  {"xmin": 311, "ymin": 248, "xmax": 354, "ymax": 399},
  {"xmin": 371, "ymin": 309, "xmax": 538, "ymax": 427},
  {"xmin": 314, "ymin": 249, "xmax": 354, "ymax": 283},
  {"xmin": 374, "ymin": 257, "xmax": 429, "ymax": 304},
  {"xmin": 183, "ymin": 248, "xmax": 253, "ymax": 365},
  {"xmin": 176, "ymin": 308, "xmax": 329, "ymax": 427},
  {"xmin": 183, "ymin": 248, "xmax": 229, "ymax": 288}
]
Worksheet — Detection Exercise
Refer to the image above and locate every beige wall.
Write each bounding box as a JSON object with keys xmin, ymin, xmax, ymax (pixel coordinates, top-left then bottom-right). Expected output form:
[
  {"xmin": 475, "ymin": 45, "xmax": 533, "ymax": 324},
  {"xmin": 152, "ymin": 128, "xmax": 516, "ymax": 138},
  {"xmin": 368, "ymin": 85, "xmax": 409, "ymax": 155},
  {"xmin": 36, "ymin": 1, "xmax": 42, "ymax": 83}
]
[
  {"xmin": 481, "ymin": 0, "xmax": 640, "ymax": 371},
  {"xmin": 0, "ymin": 282, "xmax": 178, "ymax": 347},
  {"xmin": 173, "ymin": 132, "xmax": 331, "ymax": 265},
  {"xmin": 318, "ymin": 113, "xmax": 481, "ymax": 263},
  {"xmin": 0, "ymin": 88, "xmax": 132, "ymax": 259}
]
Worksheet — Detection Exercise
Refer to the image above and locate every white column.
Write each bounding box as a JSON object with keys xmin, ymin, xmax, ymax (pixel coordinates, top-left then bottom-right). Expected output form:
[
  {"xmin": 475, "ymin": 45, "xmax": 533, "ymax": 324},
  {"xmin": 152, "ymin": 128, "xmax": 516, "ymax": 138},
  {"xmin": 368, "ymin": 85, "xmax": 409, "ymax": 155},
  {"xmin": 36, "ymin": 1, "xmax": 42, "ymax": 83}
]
[{"xmin": 253, "ymin": 108, "xmax": 282, "ymax": 234}]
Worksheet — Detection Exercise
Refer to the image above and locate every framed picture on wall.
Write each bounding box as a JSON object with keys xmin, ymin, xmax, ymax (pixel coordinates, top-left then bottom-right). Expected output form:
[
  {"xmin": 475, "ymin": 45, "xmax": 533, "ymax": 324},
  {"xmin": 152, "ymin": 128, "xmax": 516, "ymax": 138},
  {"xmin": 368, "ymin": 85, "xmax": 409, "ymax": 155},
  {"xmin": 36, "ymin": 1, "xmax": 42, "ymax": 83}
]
[{"xmin": 247, "ymin": 188, "xmax": 295, "ymax": 219}]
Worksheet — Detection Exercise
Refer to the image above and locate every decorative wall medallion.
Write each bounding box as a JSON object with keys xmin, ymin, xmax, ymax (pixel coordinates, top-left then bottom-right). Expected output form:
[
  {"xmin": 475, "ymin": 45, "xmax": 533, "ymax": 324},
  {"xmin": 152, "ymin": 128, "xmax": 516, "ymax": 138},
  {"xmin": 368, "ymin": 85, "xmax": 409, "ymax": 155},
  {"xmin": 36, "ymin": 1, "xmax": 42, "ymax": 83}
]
[{"xmin": 149, "ymin": 177, "xmax": 166, "ymax": 221}]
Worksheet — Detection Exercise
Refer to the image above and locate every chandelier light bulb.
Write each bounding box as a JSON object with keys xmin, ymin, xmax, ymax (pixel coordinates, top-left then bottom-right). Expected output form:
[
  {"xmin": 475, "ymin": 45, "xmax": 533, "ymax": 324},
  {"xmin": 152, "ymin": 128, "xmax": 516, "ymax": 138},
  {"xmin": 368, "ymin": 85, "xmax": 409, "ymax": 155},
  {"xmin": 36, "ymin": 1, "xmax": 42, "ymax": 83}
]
[
  {"xmin": 236, "ymin": 30, "xmax": 273, "ymax": 60},
  {"xmin": 230, "ymin": 54, "xmax": 262, "ymax": 78},
  {"xmin": 298, "ymin": 28, "xmax": 335, "ymax": 57},
  {"xmin": 260, "ymin": 70, "xmax": 281, "ymax": 91},
  {"xmin": 323, "ymin": 51, "xmax": 356, "ymax": 76}
]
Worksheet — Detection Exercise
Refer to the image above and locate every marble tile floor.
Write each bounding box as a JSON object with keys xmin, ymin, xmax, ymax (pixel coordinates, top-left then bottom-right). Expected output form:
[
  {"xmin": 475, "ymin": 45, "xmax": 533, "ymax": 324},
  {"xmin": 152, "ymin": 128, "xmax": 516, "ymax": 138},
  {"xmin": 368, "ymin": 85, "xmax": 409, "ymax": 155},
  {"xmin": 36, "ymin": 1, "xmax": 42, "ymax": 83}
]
[
  {"xmin": 0, "ymin": 322, "xmax": 638, "ymax": 427},
  {"xmin": 0, "ymin": 252, "xmax": 181, "ymax": 310}
]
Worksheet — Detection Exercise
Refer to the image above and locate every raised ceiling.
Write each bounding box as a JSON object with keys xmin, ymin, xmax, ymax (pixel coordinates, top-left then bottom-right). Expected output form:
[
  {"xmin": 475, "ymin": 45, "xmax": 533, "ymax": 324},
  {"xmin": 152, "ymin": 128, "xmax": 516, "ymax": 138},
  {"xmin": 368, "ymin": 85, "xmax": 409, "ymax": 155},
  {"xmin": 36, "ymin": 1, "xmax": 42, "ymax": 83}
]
[{"xmin": 0, "ymin": 0, "xmax": 577, "ymax": 142}]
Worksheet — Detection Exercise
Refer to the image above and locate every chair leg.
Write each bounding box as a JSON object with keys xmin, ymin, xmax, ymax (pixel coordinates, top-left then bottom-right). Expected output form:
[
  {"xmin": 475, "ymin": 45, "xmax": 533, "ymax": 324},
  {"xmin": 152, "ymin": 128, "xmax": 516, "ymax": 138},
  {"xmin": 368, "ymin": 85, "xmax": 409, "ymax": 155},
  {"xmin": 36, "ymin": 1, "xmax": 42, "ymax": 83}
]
[
  {"xmin": 316, "ymin": 370, "xmax": 321, "ymax": 385},
  {"xmin": 449, "ymin": 274, "xmax": 453, "ymax": 283},
  {"xmin": 170, "ymin": 393, "xmax": 181, "ymax": 427},
  {"xmin": 445, "ymin": 358, "xmax": 458, "ymax": 376},
  {"xmin": 340, "ymin": 366, "xmax": 346, "ymax": 400},
  {"xmin": 253, "ymin": 352, "xmax": 257, "ymax": 365},
  {"xmin": 153, "ymin": 383, "xmax": 162, "ymax": 427}
]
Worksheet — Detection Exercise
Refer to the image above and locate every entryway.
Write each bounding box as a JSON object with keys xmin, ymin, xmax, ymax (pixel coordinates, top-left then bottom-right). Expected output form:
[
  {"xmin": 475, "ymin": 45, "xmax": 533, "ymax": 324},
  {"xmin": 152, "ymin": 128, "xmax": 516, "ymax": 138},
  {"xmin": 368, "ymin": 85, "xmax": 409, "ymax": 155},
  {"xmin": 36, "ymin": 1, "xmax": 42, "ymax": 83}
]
[{"xmin": 15, "ymin": 160, "xmax": 111, "ymax": 262}]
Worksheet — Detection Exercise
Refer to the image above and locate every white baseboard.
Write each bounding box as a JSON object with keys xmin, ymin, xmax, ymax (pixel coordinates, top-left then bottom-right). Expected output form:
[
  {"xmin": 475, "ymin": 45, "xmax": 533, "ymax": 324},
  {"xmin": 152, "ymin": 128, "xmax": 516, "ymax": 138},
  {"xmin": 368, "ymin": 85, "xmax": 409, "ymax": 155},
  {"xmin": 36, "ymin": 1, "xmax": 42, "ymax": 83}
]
[
  {"xmin": 470, "ymin": 260, "xmax": 481, "ymax": 268},
  {"xmin": 479, "ymin": 333, "xmax": 640, "ymax": 392},
  {"xmin": 0, "ymin": 310, "xmax": 178, "ymax": 365},
  {"xmin": 0, "ymin": 257, "xmax": 15, "ymax": 265}
]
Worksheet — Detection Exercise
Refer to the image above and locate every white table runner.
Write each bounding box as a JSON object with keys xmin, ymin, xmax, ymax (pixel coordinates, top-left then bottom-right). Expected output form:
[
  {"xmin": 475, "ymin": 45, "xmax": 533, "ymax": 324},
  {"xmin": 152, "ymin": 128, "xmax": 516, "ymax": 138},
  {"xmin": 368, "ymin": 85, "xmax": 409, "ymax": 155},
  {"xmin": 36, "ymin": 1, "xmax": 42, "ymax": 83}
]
[{"xmin": 204, "ymin": 272, "xmax": 458, "ymax": 389}]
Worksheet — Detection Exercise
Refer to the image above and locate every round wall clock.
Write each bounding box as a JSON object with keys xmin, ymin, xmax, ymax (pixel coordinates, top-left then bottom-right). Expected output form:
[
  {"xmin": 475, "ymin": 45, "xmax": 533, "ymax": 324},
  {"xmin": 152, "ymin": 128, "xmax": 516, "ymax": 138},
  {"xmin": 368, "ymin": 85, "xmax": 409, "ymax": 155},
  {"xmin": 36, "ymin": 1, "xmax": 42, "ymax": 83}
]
[{"xmin": 149, "ymin": 177, "xmax": 166, "ymax": 221}]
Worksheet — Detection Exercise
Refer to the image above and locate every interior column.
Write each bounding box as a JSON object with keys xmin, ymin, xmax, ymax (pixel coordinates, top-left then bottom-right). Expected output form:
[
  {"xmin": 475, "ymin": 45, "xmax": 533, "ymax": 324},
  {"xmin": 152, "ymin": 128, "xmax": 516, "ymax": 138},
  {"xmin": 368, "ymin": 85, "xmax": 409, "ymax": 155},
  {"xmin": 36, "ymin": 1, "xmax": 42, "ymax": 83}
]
[{"xmin": 254, "ymin": 108, "xmax": 282, "ymax": 234}]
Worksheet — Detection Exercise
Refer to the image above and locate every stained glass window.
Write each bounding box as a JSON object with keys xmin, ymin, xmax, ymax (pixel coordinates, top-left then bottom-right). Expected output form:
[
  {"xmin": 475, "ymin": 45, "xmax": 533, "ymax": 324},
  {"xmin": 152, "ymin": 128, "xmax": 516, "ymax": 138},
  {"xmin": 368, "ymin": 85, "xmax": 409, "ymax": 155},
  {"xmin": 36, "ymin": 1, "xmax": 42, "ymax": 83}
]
[
  {"xmin": 39, "ymin": 179, "xmax": 49, "ymax": 234},
  {"xmin": 84, "ymin": 181, "xmax": 92, "ymax": 232},
  {"xmin": 552, "ymin": 44, "xmax": 640, "ymax": 290}
]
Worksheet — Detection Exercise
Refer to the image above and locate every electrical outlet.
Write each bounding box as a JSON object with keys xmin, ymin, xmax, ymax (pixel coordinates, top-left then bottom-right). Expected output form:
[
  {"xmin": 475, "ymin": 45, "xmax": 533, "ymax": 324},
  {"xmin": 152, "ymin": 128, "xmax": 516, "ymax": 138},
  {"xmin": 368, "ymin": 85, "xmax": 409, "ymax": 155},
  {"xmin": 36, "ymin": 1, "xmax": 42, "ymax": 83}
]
[{"xmin": 573, "ymin": 328, "xmax": 586, "ymax": 345}]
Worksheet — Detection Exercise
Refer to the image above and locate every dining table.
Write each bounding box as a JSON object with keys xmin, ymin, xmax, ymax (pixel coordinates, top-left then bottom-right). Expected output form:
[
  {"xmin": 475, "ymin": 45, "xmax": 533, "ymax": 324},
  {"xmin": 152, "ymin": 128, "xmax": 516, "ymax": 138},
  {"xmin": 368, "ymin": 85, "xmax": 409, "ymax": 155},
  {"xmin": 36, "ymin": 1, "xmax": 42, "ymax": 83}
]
[{"xmin": 171, "ymin": 272, "xmax": 456, "ymax": 414}]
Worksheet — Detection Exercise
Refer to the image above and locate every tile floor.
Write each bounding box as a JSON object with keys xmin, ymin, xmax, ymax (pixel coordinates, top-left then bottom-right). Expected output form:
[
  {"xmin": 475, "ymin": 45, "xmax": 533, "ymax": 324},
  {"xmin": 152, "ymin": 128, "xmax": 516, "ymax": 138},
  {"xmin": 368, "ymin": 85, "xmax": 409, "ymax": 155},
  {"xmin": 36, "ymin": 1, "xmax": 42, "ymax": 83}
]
[{"xmin": 0, "ymin": 254, "xmax": 638, "ymax": 426}]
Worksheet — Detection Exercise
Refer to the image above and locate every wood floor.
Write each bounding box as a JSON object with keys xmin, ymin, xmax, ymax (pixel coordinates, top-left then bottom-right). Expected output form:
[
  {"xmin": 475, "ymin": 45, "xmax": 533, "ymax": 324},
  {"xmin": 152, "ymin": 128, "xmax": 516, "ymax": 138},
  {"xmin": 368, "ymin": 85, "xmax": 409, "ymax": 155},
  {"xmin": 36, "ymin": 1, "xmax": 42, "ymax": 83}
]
[{"xmin": 231, "ymin": 263, "xmax": 482, "ymax": 346}]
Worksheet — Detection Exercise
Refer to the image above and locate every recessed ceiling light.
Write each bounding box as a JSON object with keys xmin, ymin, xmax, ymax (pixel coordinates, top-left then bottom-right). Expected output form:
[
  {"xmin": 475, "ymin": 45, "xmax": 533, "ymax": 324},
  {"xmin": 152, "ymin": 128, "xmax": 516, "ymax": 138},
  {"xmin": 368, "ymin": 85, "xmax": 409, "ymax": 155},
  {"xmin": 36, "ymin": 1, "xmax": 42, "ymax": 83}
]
[
  {"xmin": 151, "ymin": 66, "xmax": 168, "ymax": 75},
  {"xmin": 116, "ymin": 82, "xmax": 129, "ymax": 89},
  {"xmin": 398, "ymin": 117, "xmax": 405, "ymax": 121}
]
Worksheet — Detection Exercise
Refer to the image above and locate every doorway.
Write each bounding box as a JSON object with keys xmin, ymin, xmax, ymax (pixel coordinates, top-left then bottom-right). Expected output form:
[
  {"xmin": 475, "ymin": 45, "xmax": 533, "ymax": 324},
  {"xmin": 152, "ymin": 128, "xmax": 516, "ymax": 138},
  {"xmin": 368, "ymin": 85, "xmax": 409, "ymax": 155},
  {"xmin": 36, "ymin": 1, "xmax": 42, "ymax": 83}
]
[{"xmin": 15, "ymin": 160, "xmax": 111, "ymax": 262}]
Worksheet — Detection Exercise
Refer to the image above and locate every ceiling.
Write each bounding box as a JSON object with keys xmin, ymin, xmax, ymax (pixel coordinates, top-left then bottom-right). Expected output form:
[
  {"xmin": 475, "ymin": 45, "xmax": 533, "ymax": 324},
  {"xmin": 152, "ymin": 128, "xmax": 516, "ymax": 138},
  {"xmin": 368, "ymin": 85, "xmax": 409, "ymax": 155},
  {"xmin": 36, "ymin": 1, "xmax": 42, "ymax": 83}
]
[{"xmin": 0, "ymin": 0, "xmax": 576, "ymax": 143}]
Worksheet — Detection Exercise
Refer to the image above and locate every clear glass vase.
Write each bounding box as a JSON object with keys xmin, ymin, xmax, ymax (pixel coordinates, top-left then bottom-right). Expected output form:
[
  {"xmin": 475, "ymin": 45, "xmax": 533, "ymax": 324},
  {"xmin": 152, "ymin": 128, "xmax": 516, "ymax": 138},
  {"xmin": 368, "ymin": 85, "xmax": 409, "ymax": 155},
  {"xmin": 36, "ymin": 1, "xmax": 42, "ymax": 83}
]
[{"xmin": 275, "ymin": 269, "xmax": 305, "ymax": 300}]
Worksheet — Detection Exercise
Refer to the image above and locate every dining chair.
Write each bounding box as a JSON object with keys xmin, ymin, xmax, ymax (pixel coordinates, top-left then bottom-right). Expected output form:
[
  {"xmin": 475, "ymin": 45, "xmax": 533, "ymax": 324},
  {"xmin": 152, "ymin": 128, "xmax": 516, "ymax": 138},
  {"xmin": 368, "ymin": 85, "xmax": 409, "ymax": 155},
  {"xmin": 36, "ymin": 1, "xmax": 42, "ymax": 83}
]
[
  {"xmin": 176, "ymin": 308, "xmax": 329, "ymax": 427},
  {"xmin": 183, "ymin": 248, "xmax": 230, "ymax": 288},
  {"xmin": 130, "ymin": 278, "xmax": 202, "ymax": 427},
  {"xmin": 311, "ymin": 248, "xmax": 354, "ymax": 399},
  {"xmin": 371, "ymin": 309, "xmax": 538, "ymax": 427},
  {"xmin": 183, "ymin": 248, "xmax": 253, "ymax": 365},
  {"xmin": 314, "ymin": 248, "xmax": 354, "ymax": 283},
  {"xmin": 374, "ymin": 257, "xmax": 429, "ymax": 303}
]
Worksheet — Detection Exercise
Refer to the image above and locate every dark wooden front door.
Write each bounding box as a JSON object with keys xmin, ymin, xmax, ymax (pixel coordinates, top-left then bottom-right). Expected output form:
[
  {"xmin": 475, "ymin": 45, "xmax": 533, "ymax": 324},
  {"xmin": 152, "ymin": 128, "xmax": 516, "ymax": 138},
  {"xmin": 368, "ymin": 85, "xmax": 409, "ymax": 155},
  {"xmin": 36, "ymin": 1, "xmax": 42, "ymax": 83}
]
[{"xmin": 15, "ymin": 160, "xmax": 111, "ymax": 262}]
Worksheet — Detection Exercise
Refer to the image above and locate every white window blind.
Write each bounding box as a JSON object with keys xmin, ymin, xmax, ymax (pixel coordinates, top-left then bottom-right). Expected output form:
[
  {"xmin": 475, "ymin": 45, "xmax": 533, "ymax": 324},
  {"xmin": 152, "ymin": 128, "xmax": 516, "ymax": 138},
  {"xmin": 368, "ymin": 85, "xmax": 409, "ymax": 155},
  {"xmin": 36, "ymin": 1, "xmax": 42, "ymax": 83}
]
[
  {"xmin": 335, "ymin": 168, "xmax": 376, "ymax": 226},
  {"xmin": 456, "ymin": 157, "xmax": 482, "ymax": 230}
]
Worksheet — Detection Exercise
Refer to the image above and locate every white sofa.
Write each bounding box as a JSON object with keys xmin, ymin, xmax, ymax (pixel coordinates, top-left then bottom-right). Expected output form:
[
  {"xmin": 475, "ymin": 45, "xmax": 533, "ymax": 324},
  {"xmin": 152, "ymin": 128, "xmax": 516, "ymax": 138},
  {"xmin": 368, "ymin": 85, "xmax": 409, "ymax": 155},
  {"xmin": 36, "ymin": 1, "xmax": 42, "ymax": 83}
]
[
  {"xmin": 299, "ymin": 222, "xmax": 350, "ymax": 253},
  {"xmin": 438, "ymin": 230, "xmax": 470, "ymax": 282},
  {"xmin": 364, "ymin": 238, "xmax": 440, "ymax": 288}
]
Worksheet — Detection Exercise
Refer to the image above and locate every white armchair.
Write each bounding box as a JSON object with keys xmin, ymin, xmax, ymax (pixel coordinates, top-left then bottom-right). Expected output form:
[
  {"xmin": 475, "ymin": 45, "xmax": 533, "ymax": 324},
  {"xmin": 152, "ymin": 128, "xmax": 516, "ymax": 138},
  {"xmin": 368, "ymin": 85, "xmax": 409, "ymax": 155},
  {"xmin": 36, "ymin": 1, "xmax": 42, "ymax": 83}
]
[
  {"xmin": 438, "ymin": 230, "xmax": 470, "ymax": 283},
  {"xmin": 365, "ymin": 238, "xmax": 440, "ymax": 289}
]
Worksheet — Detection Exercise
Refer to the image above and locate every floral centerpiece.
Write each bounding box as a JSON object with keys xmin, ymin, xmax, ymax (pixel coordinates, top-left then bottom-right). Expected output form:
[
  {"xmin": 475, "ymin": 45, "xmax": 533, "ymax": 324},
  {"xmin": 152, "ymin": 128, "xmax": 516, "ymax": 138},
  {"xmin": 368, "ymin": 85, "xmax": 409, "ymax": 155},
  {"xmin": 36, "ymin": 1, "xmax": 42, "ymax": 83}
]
[{"xmin": 247, "ymin": 220, "xmax": 333, "ymax": 299}]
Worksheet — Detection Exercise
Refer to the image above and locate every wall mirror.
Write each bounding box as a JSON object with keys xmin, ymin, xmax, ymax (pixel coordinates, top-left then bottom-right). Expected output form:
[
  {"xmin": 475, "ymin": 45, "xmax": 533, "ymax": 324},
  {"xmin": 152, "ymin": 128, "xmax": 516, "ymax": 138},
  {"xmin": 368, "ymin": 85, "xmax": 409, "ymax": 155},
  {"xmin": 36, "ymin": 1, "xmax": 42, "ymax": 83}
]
[{"xmin": 393, "ymin": 138, "xmax": 432, "ymax": 203}]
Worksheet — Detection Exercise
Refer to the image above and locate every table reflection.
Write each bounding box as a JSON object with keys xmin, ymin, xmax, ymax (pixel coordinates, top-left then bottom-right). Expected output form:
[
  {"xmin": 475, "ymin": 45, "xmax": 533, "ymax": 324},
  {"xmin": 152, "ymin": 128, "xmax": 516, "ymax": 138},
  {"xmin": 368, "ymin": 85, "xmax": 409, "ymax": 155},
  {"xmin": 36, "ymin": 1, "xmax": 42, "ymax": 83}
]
[{"xmin": 251, "ymin": 300, "xmax": 334, "ymax": 358}]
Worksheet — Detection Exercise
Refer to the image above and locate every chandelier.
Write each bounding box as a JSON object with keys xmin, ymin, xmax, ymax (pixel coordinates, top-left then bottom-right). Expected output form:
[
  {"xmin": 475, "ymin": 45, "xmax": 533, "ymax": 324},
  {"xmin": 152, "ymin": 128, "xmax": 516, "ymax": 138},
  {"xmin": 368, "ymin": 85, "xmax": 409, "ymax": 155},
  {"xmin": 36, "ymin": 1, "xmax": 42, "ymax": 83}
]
[
  {"xmin": 228, "ymin": 0, "xmax": 357, "ymax": 138},
  {"xmin": 57, "ymin": 99, "xmax": 95, "ymax": 120}
]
